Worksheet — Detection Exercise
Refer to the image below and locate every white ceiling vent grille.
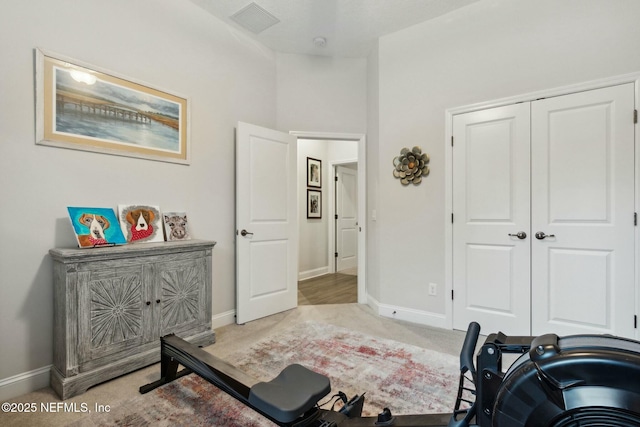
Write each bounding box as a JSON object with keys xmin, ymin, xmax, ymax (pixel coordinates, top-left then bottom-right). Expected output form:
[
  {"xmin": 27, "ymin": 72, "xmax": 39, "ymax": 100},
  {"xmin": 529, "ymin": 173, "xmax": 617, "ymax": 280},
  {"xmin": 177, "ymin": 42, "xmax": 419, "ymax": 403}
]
[{"xmin": 230, "ymin": 2, "xmax": 280, "ymax": 34}]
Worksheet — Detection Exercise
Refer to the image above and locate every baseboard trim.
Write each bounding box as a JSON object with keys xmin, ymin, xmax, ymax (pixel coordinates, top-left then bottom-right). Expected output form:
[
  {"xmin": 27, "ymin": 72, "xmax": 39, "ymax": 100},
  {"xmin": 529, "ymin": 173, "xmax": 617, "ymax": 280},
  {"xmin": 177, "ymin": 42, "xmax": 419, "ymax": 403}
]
[
  {"xmin": 366, "ymin": 294, "xmax": 381, "ymax": 314},
  {"xmin": 377, "ymin": 303, "xmax": 448, "ymax": 329},
  {"xmin": 212, "ymin": 310, "xmax": 236, "ymax": 329},
  {"xmin": 298, "ymin": 266, "xmax": 330, "ymax": 281},
  {"xmin": 0, "ymin": 365, "xmax": 51, "ymax": 401}
]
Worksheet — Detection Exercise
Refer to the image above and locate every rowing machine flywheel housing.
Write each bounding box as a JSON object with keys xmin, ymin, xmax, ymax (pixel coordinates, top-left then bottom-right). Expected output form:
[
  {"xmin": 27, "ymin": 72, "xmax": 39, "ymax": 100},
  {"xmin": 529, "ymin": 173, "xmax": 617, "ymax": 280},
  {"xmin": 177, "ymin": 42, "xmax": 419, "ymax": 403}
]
[{"xmin": 492, "ymin": 333, "xmax": 640, "ymax": 426}]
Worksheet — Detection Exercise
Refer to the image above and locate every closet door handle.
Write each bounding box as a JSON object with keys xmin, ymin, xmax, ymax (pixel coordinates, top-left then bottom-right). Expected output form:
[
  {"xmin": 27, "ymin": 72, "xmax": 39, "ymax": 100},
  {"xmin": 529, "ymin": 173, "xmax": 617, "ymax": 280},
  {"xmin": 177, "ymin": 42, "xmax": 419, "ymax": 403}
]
[
  {"xmin": 240, "ymin": 229, "xmax": 253, "ymax": 237},
  {"xmin": 508, "ymin": 231, "xmax": 527, "ymax": 240},
  {"xmin": 535, "ymin": 231, "xmax": 555, "ymax": 240}
]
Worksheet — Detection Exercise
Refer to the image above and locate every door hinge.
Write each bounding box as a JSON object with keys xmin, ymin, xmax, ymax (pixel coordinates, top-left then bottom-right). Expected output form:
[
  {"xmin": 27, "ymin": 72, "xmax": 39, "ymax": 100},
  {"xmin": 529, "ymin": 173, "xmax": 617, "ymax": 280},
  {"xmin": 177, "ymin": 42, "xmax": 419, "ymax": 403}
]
[
  {"xmin": 635, "ymin": 212, "xmax": 637, "ymax": 226},
  {"xmin": 635, "ymin": 109, "xmax": 638, "ymax": 124},
  {"xmin": 451, "ymin": 136, "xmax": 454, "ymax": 147},
  {"xmin": 335, "ymin": 176, "xmax": 338, "ymax": 182},
  {"xmin": 451, "ymin": 290, "xmax": 454, "ymax": 300},
  {"xmin": 335, "ymin": 252, "xmax": 338, "ymax": 258},
  {"xmin": 451, "ymin": 213, "xmax": 454, "ymax": 223},
  {"xmin": 635, "ymin": 315, "xmax": 637, "ymax": 329},
  {"xmin": 335, "ymin": 214, "xmax": 338, "ymax": 220}
]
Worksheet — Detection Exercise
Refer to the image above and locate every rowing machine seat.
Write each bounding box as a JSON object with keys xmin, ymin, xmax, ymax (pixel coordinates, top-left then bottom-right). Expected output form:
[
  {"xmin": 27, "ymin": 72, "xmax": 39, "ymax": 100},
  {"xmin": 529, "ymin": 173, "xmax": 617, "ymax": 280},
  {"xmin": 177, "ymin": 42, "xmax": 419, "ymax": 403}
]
[{"xmin": 248, "ymin": 363, "xmax": 331, "ymax": 423}]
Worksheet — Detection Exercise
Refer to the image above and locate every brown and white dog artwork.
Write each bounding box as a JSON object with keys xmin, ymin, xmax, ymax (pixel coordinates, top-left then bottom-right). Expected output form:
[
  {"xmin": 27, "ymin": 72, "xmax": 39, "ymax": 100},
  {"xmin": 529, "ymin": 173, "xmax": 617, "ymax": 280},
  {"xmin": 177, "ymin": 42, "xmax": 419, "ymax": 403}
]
[
  {"xmin": 118, "ymin": 205, "xmax": 163, "ymax": 243},
  {"xmin": 68, "ymin": 207, "xmax": 126, "ymax": 248},
  {"xmin": 77, "ymin": 213, "xmax": 110, "ymax": 247}
]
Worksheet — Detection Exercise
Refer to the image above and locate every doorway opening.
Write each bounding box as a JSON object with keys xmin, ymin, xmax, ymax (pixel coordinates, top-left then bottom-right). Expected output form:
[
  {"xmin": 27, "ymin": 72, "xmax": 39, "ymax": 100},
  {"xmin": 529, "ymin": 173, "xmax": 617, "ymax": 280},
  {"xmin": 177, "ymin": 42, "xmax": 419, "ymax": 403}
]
[{"xmin": 292, "ymin": 132, "xmax": 366, "ymax": 306}]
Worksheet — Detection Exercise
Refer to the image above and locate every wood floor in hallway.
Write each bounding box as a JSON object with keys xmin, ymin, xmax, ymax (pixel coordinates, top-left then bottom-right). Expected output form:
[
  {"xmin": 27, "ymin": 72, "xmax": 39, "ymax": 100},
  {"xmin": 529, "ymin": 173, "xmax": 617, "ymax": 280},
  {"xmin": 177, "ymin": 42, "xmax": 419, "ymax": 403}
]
[{"xmin": 298, "ymin": 272, "xmax": 357, "ymax": 305}]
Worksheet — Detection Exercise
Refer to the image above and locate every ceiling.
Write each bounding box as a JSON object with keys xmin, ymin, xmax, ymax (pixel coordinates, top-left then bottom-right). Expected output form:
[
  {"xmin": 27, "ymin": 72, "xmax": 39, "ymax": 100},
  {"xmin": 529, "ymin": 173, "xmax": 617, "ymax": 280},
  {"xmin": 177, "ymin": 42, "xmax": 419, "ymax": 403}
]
[{"xmin": 189, "ymin": 0, "xmax": 481, "ymax": 57}]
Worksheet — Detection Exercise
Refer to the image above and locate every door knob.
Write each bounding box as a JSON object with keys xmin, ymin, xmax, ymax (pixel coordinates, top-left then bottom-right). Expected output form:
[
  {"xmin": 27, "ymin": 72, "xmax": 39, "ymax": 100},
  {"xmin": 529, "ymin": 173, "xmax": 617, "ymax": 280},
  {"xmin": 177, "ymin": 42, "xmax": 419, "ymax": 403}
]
[
  {"xmin": 508, "ymin": 231, "xmax": 527, "ymax": 239},
  {"xmin": 535, "ymin": 231, "xmax": 555, "ymax": 240},
  {"xmin": 240, "ymin": 229, "xmax": 253, "ymax": 237}
]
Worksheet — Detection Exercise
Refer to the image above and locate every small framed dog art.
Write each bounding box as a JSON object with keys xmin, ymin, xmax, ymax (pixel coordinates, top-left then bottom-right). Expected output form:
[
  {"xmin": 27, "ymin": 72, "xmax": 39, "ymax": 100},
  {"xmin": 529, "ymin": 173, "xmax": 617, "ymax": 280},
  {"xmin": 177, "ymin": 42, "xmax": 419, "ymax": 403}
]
[
  {"xmin": 118, "ymin": 204, "xmax": 164, "ymax": 243},
  {"xmin": 67, "ymin": 207, "xmax": 127, "ymax": 248}
]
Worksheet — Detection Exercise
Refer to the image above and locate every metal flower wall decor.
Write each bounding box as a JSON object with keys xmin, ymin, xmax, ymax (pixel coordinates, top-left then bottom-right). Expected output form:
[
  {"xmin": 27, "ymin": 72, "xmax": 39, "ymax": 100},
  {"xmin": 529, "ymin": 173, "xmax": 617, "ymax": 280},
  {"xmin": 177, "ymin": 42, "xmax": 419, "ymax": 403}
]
[{"xmin": 393, "ymin": 146, "xmax": 430, "ymax": 185}]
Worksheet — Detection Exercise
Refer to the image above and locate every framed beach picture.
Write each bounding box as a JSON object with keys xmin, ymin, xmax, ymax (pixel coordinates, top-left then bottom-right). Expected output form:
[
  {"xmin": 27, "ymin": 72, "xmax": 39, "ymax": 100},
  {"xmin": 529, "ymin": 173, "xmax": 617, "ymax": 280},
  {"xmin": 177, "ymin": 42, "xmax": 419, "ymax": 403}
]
[
  {"xmin": 35, "ymin": 48, "xmax": 190, "ymax": 164},
  {"xmin": 67, "ymin": 207, "xmax": 126, "ymax": 248},
  {"xmin": 307, "ymin": 189, "xmax": 322, "ymax": 219},
  {"xmin": 307, "ymin": 157, "xmax": 322, "ymax": 188}
]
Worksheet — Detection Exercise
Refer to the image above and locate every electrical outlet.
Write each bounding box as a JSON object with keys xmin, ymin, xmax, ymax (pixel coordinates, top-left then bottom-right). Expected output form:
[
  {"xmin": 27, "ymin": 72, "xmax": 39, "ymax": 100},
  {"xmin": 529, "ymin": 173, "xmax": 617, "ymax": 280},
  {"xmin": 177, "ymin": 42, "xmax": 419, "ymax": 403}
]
[{"xmin": 428, "ymin": 283, "xmax": 437, "ymax": 296}]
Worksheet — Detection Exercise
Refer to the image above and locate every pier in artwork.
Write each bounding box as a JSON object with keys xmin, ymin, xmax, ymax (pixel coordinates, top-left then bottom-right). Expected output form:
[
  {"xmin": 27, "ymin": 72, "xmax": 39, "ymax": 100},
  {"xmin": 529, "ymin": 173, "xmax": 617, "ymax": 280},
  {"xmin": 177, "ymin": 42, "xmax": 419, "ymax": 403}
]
[{"xmin": 56, "ymin": 90, "xmax": 179, "ymax": 130}]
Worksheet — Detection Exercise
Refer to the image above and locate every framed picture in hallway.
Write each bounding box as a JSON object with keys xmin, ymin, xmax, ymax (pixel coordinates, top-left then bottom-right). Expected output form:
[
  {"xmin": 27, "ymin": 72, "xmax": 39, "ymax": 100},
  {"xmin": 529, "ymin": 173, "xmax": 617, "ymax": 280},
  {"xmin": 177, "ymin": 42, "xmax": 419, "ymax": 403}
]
[
  {"xmin": 307, "ymin": 157, "xmax": 322, "ymax": 188},
  {"xmin": 35, "ymin": 48, "xmax": 190, "ymax": 165},
  {"xmin": 307, "ymin": 189, "xmax": 322, "ymax": 219}
]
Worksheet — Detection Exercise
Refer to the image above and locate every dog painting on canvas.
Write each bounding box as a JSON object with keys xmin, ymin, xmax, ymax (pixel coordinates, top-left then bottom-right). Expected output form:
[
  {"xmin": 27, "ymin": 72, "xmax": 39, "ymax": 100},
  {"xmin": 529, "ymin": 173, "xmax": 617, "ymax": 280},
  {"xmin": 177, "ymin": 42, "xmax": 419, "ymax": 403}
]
[
  {"xmin": 67, "ymin": 207, "xmax": 126, "ymax": 248},
  {"xmin": 118, "ymin": 205, "xmax": 164, "ymax": 243}
]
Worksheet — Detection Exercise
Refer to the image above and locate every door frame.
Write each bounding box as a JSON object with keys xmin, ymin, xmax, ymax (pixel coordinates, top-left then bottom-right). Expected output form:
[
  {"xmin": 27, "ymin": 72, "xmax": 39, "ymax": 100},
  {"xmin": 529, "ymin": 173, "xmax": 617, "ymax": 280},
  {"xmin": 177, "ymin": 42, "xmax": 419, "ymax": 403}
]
[
  {"xmin": 444, "ymin": 72, "xmax": 640, "ymax": 335},
  {"xmin": 290, "ymin": 131, "xmax": 367, "ymax": 304}
]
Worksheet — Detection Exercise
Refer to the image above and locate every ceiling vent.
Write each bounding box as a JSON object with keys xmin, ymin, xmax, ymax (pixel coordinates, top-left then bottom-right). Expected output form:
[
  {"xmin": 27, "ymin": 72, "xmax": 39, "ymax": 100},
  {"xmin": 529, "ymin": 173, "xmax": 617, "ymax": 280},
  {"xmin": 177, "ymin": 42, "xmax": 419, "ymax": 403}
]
[{"xmin": 230, "ymin": 2, "xmax": 280, "ymax": 34}]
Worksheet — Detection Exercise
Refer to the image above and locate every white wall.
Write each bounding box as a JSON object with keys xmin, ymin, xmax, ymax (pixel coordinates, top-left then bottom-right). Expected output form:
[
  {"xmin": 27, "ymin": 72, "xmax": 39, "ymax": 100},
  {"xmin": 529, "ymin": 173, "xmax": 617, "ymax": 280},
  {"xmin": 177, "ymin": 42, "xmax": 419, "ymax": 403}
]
[
  {"xmin": 276, "ymin": 53, "xmax": 367, "ymax": 133},
  {"xmin": 298, "ymin": 139, "xmax": 358, "ymax": 280},
  {"xmin": 374, "ymin": 0, "xmax": 640, "ymax": 323},
  {"xmin": 327, "ymin": 140, "xmax": 359, "ymax": 162},
  {"xmin": 0, "ymin": 0, "xmax": 276, "ymax": 398},
  {"xmin": 298, "ymin": 139, "xmax": 329, "ymax": 278}
]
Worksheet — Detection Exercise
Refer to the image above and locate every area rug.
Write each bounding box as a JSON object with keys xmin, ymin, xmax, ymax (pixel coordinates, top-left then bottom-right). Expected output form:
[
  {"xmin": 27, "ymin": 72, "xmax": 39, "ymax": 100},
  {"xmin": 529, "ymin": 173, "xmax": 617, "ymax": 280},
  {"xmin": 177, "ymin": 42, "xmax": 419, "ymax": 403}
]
[{"xmin": 86, "ymin": 321, "xmax": 461, "ymax": 426}]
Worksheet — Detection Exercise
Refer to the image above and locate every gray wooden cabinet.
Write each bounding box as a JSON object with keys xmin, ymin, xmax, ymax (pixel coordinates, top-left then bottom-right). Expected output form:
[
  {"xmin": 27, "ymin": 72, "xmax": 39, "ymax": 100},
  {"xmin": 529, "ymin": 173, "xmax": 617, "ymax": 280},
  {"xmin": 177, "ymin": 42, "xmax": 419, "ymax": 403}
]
[{"xmin": 49, "ymin": 240, "xmax": 216, "ymax": 399}]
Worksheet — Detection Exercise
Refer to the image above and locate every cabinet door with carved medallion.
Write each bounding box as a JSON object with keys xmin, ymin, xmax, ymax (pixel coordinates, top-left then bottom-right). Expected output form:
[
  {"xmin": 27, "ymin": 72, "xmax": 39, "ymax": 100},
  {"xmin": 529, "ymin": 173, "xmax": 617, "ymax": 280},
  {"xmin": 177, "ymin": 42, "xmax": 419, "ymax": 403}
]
[
  {"xmin": 156, "ymin": 258, "xmax": 209, "ymax": 337},
  {"xmin": 76, "ymin": 265, "xmax": 153, "ymax": 370}
]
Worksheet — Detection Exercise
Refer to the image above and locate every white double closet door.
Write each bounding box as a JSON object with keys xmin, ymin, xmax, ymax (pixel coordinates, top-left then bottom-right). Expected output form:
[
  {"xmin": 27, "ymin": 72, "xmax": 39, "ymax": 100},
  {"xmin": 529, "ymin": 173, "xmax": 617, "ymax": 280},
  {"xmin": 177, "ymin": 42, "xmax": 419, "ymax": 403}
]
[{"xmin": 452, "ymin": 84, "xmax": 636, "ymax": 338}]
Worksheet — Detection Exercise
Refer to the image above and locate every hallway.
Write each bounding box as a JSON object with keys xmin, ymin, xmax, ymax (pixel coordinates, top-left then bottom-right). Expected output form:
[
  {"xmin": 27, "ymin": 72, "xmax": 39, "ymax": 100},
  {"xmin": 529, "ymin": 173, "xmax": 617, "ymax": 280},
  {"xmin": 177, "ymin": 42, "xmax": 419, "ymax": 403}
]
[{"xmin": 298, "ymin": 272, "xmax": 357, "ymax": 305}]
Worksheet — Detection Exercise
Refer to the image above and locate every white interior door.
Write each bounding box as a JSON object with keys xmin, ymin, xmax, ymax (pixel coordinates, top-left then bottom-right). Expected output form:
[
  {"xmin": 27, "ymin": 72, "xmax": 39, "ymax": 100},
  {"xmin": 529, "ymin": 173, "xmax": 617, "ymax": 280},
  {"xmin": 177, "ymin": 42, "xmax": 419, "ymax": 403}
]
[
  {"xmin": 452, "ymin": 83, "xmax": 636, "ymax": 337},
  {"xmin": 336, "ymin": 165, "xmax": 358, "ymax": 272},
  {"xmin": 452, "ymin": 103, "xmax": 532, "ymax": 335},
  {"xmin": 236, "ymin": 122, "xmax": 298, "ymax": 324},
  {"xmin": 531, "ymin": 84, "xmax": 636, "ymax": 338}
]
